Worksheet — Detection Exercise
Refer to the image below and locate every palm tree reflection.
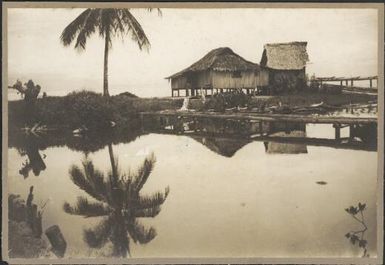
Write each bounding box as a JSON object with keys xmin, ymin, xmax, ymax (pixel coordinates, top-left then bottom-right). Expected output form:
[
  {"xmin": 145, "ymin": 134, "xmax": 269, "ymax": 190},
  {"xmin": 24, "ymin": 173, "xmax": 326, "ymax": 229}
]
[{"xmin": 63, "ymin": 145, "xmax": 169, "ymax": 257}]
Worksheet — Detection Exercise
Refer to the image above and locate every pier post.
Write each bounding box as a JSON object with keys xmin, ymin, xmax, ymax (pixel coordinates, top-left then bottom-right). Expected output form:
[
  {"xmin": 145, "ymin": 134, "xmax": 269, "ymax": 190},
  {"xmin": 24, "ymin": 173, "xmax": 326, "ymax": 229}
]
[
  {"xmin": 334, "ymin": 124, "xmax": 341, "ymax": 141},
  {"xmin": 370, "ymin": 79, "xmax": 372, "ymax": 88},
  {"xmin": 259, "ymin": 121, "xmax": 263, "ymax": 136},
  {"xmin": 349, "ymin": 124, "xmax": 355, "ymax": 140}
]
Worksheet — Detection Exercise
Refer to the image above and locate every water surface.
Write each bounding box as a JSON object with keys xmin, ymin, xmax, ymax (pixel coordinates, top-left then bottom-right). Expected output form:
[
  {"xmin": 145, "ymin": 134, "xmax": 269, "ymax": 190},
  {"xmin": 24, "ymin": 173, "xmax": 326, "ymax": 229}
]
[{"xmin": 7, "ymin": 123, "xmax": 378, "ymax": 258}]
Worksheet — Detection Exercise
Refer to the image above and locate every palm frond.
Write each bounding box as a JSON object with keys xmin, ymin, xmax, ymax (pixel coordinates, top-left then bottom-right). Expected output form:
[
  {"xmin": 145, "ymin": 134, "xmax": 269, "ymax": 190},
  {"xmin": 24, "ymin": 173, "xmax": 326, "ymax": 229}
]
[
  {"xmin": 110, "ymin": 9, "xmax": 126, "ymax": 37},
  {"xmin": 136, "ymin": 187, "xmax": 170, "ymax": 210},
  {"xmin": 61, "ymin": 8, "xmax": 156, "ymax": 51},
  {"xmin": 121, "ymin": 9, "xmax": 151, "ymax": 51},
  {"xmin": 83, "ymin": 217, "xmax": 112, "ymax": 248},
  {"xmin": 63, "ymin": 196, "xmax": 111, "ymax": 217},
  {"xmin": 126, "ymin": 220, "xmax": 156, "ymax": 244},
  {"xmin": 69, "ymin": 161, "xmax": 107, "ymax": 202},
  {"xmin": 132, "ymin": 153, "xmax": 156, "ymax": 192},
  {"xmin": 60, "ymin": 9, "xmax": 92, "ymax": 46},
  {"xmin": 146, "ymin": 8, "xmax": 162, "ymax": 17},
  {"xmin": 74, "ymin": 9, "xmax": 100, "ymax": 50},
  {"xmin": 134, "ymin": 206, "xmax": 161, "ymax": 218},
  {"xmin": 98, "ymin": 8, "xmax": 113, "ymax": 47}
]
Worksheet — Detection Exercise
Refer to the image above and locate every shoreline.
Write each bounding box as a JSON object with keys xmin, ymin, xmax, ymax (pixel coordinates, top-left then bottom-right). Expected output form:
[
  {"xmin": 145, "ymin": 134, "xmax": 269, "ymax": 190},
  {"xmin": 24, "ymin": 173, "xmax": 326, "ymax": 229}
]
[{"xmin": 8, "ymin": 91, "xmax": 377, "ymax": 132}]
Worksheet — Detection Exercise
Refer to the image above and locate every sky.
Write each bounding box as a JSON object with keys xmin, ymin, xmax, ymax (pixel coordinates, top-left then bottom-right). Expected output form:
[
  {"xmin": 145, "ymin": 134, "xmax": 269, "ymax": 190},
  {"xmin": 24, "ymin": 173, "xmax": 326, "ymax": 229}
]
[{"xmin": 7, "ymin": 8, "xmax": 378, "ymax": 99}]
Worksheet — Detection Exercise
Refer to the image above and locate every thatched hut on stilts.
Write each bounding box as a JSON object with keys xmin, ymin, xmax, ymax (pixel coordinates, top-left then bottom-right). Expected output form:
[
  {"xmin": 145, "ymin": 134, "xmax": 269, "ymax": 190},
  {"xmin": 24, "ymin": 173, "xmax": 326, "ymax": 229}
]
[
  {"xmin": 166, "ymin": 47, "xmax": 269, "ymax": 97},
  {"xmin": 260, "ymin": 41, "xmax": 309, "ymax": 94}
]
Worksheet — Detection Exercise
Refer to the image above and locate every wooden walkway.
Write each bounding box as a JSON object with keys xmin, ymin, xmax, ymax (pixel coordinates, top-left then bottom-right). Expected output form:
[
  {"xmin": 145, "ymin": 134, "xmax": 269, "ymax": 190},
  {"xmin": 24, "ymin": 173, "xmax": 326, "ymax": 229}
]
[{"xmin": 313, "ymin": 76, "xmax": 378, "ymax": 88}]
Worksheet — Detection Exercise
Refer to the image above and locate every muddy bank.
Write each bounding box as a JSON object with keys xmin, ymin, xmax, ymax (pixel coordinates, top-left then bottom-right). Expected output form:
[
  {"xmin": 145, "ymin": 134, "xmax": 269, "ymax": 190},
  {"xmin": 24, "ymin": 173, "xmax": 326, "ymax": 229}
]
[
  {"xmin": 8, "ymin": 190, "xmax": 67, "ymax": 259},
  {"xmin": 8, "ymin": 193, "xmax": 49, "ymax": 258}
]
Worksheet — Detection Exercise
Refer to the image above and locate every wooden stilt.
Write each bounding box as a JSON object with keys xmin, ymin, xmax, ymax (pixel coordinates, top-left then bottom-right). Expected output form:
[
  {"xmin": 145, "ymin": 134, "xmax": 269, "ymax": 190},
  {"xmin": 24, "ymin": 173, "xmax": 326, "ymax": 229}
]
[
  {"xmin": 349, "ymin": 125, "xmax": 355, "ymax": 139},
  {"xmin": 370, "ymin": 79, "xmax": 372, "ymax": 88},
  {"xmin": 334, "ymin": 124, "xmax": 341, "ymax": 140},
  {"xmin": 177, "ymin": 90, "xmax": 180, "ymax": 97}
]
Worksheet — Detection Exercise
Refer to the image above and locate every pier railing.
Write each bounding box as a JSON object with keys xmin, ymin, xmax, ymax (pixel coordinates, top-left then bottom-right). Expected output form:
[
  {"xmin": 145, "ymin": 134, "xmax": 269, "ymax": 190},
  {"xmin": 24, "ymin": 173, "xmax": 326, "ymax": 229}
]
[{"xmin": 312, "ymin": 76, "xmax": 378, "ymax": 93}]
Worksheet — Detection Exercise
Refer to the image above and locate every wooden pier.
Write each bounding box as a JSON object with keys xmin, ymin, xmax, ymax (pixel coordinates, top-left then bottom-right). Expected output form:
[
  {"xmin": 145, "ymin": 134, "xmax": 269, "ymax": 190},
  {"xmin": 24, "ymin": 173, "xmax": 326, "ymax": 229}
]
[{"xmin": 312, "ymin": 76, "xmax": 378, "ymax": 94}]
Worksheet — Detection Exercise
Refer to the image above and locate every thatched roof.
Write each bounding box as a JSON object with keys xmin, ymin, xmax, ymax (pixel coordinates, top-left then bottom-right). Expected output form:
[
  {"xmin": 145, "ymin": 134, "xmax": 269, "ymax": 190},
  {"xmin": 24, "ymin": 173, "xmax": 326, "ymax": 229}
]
[
  {"xmin": 166, "ymin": 47, "xmax": 259, "ymax": 79},
  {"xmin": 260, "ymin": 41, "xmax": 309, "ymax": 70}
]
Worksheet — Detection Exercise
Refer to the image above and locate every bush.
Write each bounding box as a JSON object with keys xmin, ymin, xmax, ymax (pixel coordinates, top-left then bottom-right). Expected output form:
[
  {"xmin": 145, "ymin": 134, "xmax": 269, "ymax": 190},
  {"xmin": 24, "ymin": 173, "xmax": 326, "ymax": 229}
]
[
  {"xmin": 203, "ymin": 90, "xmax": 251, "ymax": 112},
  {"xmin": 64, "ymin": 91, "xmax": 114, "ymax": 130}
]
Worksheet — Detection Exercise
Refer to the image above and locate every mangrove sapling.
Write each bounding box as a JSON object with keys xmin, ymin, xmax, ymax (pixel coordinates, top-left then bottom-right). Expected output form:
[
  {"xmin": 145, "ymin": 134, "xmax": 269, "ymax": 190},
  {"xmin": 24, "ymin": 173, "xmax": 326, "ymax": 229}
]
[
  {"xmin": 9, "ymin": 79, "xmax": 42, "ymax": 126},
  {"xmin": 345, "ymin": 202, "xmax": 369, "ymax": 257}
]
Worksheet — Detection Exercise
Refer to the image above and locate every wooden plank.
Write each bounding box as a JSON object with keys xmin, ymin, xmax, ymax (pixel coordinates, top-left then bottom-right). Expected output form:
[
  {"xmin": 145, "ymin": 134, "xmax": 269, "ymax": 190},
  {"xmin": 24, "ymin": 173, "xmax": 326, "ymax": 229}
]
[{"xmin": 141, "ymin": 111, "xmax": 377, "ymax": 125}]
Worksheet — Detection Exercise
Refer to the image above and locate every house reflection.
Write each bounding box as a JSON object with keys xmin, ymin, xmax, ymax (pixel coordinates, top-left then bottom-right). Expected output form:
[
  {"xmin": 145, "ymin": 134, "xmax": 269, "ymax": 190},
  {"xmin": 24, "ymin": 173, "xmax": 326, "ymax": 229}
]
[
  {"xmin": 190, "ymin": 136, "xmax": 251, "ymax": 157},
  {"xmin": 63, "ymin": 145, "xmax": 169, "ymax": 257},
  {"xmin": 264, "ymin": 130, "xmax": 308, "ymax": 154}
]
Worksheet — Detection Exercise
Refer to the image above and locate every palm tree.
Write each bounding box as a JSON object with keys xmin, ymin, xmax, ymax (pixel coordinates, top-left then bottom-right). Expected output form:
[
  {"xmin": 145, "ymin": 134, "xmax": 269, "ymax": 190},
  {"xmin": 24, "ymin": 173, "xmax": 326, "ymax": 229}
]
[
  {"xmin": 60, "ymin": 8, "xmax": 160, "ymax": 97},
  {"xmin": 63, "ymin": 147, "xmax": 169, "ymax": 257}
]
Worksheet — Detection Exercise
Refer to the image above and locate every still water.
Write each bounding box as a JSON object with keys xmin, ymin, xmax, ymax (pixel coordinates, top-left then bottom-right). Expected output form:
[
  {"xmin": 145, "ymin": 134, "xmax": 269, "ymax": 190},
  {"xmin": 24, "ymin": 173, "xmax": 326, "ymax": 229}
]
[{"xmin": 7, "ymin": 123, "xmax": 378, "ymax": 258}]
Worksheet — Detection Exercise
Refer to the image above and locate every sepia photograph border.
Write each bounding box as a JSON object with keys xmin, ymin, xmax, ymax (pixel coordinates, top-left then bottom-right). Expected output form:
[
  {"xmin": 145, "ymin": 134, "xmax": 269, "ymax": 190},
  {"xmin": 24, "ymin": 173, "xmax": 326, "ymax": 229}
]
[{"xmin": 1, "ymin": 2, "xmax": 384, "ymax": 264}]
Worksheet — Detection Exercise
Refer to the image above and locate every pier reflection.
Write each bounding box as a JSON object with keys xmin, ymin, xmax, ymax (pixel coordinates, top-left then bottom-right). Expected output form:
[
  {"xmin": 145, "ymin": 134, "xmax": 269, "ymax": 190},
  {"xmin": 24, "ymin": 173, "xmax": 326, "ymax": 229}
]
[{"xmin": 141, "ymin": 114, "xmax": 376, "ymax": 153}]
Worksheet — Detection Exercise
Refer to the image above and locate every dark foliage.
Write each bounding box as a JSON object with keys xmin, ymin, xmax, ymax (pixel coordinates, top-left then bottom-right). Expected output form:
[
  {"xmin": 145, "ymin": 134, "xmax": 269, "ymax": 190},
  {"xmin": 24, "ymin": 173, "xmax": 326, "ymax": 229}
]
[
  {"xmin": 9, "ymin": 90, "xmax": 183, "ymax": 131},
  {"xmin": 64, "ymin": 91, "xmax": 114, "ymax": 129},
  {"xmin": 203, "ymin": 90, "xmax": 251, "ymax": 112}
]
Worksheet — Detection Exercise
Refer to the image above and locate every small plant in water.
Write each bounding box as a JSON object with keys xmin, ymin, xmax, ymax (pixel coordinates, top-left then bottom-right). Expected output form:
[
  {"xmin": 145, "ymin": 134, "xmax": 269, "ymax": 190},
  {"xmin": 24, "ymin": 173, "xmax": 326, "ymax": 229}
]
[{"xmin": 344, "ymin": 202, "xmax": 369, "ymax": 257}]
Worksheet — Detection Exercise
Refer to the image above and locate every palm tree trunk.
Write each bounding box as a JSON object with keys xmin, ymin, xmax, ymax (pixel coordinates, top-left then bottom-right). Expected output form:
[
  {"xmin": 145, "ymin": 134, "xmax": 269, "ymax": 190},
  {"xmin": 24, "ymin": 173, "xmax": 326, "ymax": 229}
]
[
  {"xmin": 108, "ymin": 144, "xmax": 118, "ymax": 183},
  {"xmin": 103, "ymin": 31, "xmax": 110, "ymax": 97}
]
